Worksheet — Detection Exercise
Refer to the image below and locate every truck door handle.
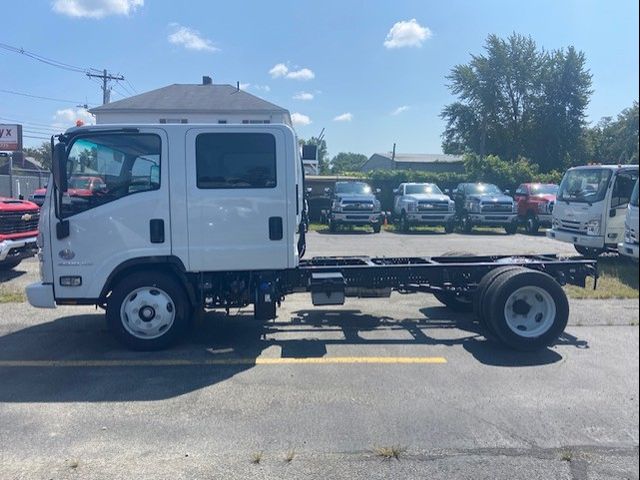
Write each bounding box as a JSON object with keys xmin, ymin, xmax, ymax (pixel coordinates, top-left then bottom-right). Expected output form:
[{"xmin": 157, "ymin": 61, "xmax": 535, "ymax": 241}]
[
  {"xmin": 149, "ymin": 219, "xmax": 165, "ymax": 243},
  {"xmin": 269, "ymin": 217, "xmax": 283, "ymax": 240}
]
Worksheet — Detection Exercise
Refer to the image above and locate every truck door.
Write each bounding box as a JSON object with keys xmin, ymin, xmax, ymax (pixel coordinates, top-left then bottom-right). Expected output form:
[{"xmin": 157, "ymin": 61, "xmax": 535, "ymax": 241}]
[
  {"xmin": 51, "ymin": 129, "xmax": 170, "ymax": 300},
  {"xmin": 185, "ymin": 128, "xmax": 290, "ymax": 271},
  {"xmin": 606, "ymin": 170, "xmax": 639, "ymax": 246}
]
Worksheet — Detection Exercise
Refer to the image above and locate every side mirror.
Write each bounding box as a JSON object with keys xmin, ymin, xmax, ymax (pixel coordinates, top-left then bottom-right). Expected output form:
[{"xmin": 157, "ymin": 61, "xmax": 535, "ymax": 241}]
[
  {"xmin": 505, "ymin": 189, "xmax": 511, "ymax": 195},
  {"xmin": 445, "ymin": 189, "xmax": 450, "ymax": 194},
  {"xmin": 375, "ymin": 188, "xmax": 381, "ymax": 194},
  {"xmin": 301, "ymin": 145, "xmax": 318, "ymax": 161},
  {"xmin": 52, "ymin": 143, "xmax": 68, "ymax": 193},
  {"xmin": 609, "ymin": 208, "xmax": 617, "ymax": 218},
  {"xmin": 324, "ymin": 187, "xmax": 331, "ymax": 194},
  {"xmin": 392, "ymin": 188, "xmax": 399, "ymax": 195},
  {"xmin": 306, "ymin": 187, "xmax": 313, "ymax": 193}
]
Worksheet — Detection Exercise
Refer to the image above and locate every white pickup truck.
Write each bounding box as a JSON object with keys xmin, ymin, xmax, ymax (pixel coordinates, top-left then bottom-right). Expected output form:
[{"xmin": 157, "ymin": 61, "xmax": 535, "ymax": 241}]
[
  {"xmin": 393, "ymin": 182, "xmax": 456, "ymax": 232},
  {"xmin": 547, "ymin": 164, "xmax": 639, "ymax": 257},
  {"xmin": 26, "ymin": 124, "xmax": 597, "ymax": 352}
]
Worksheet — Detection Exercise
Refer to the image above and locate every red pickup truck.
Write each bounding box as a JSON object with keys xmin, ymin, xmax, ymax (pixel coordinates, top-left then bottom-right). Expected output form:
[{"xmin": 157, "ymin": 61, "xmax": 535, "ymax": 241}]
[
  {"xmin": 514, "ymin": 183, "xmax": 559, "ymax": 234},
  {"xmin": 0, "ymin": 197, "xmax": 40, "ymax": 270}
]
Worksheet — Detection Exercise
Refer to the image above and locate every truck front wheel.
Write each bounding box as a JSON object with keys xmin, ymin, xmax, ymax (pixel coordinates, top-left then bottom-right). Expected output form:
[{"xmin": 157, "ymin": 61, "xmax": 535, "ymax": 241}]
[
  {"xmin": 106, "ymin": 271, "xmax": 191, "ymax": 351},
  {"xmin": 504, "ymin": 222, "xmax": 518, "ymax": 235},
  {"xmin": 574, "ymin": 245, "xmax": 605, "ymax": 258},
  {"xmin": 525, "ymin": 214, "xmax": 539, "ymax": 234}
]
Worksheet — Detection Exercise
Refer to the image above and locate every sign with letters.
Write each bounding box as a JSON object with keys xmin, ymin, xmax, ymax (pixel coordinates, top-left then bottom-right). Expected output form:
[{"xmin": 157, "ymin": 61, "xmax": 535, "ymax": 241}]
[{"xmin": 0, "ymin": 124, "xmax": 22, "ymax": 150}]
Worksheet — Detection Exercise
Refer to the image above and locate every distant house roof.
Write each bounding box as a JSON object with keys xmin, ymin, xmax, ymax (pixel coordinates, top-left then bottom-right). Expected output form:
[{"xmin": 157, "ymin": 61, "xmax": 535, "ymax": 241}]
[
  {"xmin": 373, "ymin": 152, "xmax": 464, "ymax": 164},
  {"xmin": 89, "ymin": 83, "xmax": 289, "ymax": 116}
]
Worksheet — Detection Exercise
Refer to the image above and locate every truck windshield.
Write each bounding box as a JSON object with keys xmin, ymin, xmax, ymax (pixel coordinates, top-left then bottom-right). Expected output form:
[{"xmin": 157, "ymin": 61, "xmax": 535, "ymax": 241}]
[
  {"xmin": 631, "ymin": 181, "xmax": 639, "ymax": 207},
  {"xmin": 530, "ymin": 184, "xmax": 558, "ymax": 195},
  {"xmin": 557, "ymin": 168, "xmax": 612, "ymax": 203},
  {"xmin": 406, "ymin": 184, "xmax": 443, "ymax": 195},
  {"xmin": 335, "ymin": 182, "xmax": 372, "ymax": 195},
  {"xmin": 468, "ymin": 184, "xmax": 502, "ymax": 195}
]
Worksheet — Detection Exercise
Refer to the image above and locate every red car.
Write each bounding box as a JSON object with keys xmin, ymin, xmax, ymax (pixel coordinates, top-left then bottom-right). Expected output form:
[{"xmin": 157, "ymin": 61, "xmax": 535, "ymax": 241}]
[
  {"xmin": 514, "ymin": 183, "xmax": 559, "ymax": 234},
  {"xmin": 0, "ymin": 196, "xmax": 40, "ymax": 270},
  {"xmin": 30, "ymin": 175, "xmax": 107, "ymax": 206}
]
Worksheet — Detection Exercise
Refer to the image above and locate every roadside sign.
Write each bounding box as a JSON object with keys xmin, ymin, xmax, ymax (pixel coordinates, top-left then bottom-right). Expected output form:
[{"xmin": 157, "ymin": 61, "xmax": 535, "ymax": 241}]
[{"xmin": 0, "ymin": 124, "xmax": 22, "ymax": 150}]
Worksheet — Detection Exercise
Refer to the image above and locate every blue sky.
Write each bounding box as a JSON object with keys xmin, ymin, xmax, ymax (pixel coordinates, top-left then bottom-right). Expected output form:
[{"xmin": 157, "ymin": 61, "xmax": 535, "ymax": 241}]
[{"xmin": 1, "ymin": 0, "xmax": 638, "ymax": 157}]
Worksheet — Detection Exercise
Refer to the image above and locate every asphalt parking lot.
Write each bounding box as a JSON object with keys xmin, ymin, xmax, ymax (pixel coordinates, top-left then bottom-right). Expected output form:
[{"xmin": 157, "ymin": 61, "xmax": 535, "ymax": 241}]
[{"xmin": 0, "ymin": 232, "xmax": 638, "ymax": 479}]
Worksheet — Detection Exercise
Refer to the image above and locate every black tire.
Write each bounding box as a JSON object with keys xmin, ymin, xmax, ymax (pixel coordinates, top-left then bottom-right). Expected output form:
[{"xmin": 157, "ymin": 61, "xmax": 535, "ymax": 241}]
[
  {"xmin": 461, "ymin": 215, "xmax": 473, "ymax": 233},
  {"xmin": 473, "ymin": 266, "xmax": 527, "ymax": 341},
  {"xmin": 574, "ymin": 245, "xmax": 605, "ymax": 258},
  {"xmin": 524, "ymin": 214, "xmax": 539, "ymax": 234},
  {"xmin": 484, "ymin": 269, "xmax": 569, "ymax": 351},
  {"xmin": 329, "ymin": 219, "xmax": 337, "ymax": 233},
  {"xmin": 399, "ymin": 213, "xmax": 410, "ymax": 233},
  {"xmin": 0, "ymin": 257, "xmax": 22, "ymax": 271},
  {"xmin": 106, "ymin": 271, "xmax": 191, "ymax": 351},
  {"xmin": 504, "ymin": 222, "xmax": 518, "ymax": 235},
  {"xmin": 372, "ymin": 224, "xmax": 382, "ymax": 233},
  {"xmin": 444, "ymin": 221, "xmax": 455, "ymax": 234}
]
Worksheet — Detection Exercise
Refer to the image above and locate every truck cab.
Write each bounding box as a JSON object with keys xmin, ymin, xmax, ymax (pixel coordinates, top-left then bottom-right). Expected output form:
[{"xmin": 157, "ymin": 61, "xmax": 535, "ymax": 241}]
[
  {"xmin": 326, "ymin": 181, "xmax": 382, "ymax": 233},
  {"xmin": 453, "ymin": 183, "xmax": 518, "ymax": 234},
  {"xmin": 0, "ymin": 196, "xmax": 39, "ymax": 270},
  {"xmin": 618, "ymin": 179, "xmax": 639, "ymax": 260},
  {"xmin": 547, "ymin": 164, "xmax": 639, "ymax": 257},
  {"xmin": 393, "ymin": 182, "xmax": 455, "ymax": 232},
  {"xmin": 514, "ymin": 183, "xmax": 558, "ymax": 234}
]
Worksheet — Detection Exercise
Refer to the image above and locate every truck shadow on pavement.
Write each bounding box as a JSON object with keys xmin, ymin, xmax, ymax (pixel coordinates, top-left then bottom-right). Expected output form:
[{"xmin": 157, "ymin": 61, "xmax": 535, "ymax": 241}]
[
  {"xmin": 0, "ymin": 307, "xmax": 589, "ymax": 403},
  {"xmin": 0, "ymin": 268, "xmax": 27, "ymax": 283}
]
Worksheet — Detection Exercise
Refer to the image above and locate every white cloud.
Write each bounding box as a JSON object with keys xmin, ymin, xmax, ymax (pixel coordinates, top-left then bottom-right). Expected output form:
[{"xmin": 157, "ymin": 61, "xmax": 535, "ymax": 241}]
[
  {"xmin": 269, "ymin": 63, "xmax": 315, "ymax": 80},
  {"xmin": 391, "ymin": 105, "xmax": 410, "ymax": 115},
  {"xmin": 52, "ymin": 108, "xmax": 95, "ymax": 127},
  {"xmin": 269, "ymin": 63, "xmax": 289, "ymax": 78},
  {"xmin": 384, "ymin": 19, "xmax": 432, "ymax": 49},
  {"xmin": 293, "ymin": 92, "xmax": 314, "ymax": 101},
  {"xmin": 241, "ymin": 83, "xmax": 271, "ymax": 92},
  {"xmin": 168, "ymin": 24, "xmax": 218, "ymax": 52},
  {"xmin": 333, "ymin": 112, "xmax": 353, "ymax": 122},
  {"xmin": 291, "ymin": 112, "xmax": 312, "ymax": 126},
  {"xmin": 286, "ymin": 68, "xmax": 315, "ymax": 80},
  {"xmin": 52, "ymin": 0, "xmax": 143, "ymax": 18},
  {"xmin": 239, "ymin": 82, "xmax": 251, "ymax": 90}
]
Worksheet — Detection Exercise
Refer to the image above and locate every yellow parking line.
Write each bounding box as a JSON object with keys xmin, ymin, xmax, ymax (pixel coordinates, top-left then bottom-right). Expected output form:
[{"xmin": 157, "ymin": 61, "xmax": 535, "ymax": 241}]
[{"xmin": 0, "ymin": 356, "xmax": 446, "ymax": 367}]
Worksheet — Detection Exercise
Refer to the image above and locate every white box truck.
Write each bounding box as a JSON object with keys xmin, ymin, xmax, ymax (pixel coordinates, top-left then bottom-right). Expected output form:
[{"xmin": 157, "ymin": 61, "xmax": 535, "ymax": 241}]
[
  {"xmin": 618, "ymin": 179, "xmax": 639, "ymax": 260},
  {"xmin": 27, "ymin": 124, "xmax": 596, "ymax": 351},
  {"xmin": 547, "ymin": 164, "xmax": 639, "ymax": 257}
]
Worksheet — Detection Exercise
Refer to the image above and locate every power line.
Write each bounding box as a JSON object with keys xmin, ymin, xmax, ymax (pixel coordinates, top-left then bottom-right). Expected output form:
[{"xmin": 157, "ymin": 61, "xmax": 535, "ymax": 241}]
[
  {"xmin": 0, "ymin": 88, "xmax": 92, "ymax": 105},
  {"xmin": 0, "ymin": 42, "xmax": 95, "ymax": 74}
]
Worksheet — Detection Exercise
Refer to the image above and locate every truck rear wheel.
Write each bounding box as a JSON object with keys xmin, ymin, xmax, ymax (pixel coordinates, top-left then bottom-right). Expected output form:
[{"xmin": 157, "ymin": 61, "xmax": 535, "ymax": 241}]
[
  {"xmin": 444, "ymin": 221, "xmax": 455, "ymax": 234},
  {"xmin": 525, "ymin": 214, "xmax": 539, "ymax": 234},
  {"xmin": 399, "ymin": 213, "xmax": 410, "ymax": 232},
  {"xmin": 483, "ymin": 269, "xmax": 569, "ymax": 351},
  {"xmin": 372, "ymin": 223, "xmax": 382, "ymax": 233},
  {"xmin": 106, "ymin": 271, "xmax": 191, "ymax": 351},
  {"xmin": 461, "ymin": 215, "xmax": 473, "ymax": 233},
  {"xmin": 473, "ymin": 266, "xmax": 527, "ymax": 341}
]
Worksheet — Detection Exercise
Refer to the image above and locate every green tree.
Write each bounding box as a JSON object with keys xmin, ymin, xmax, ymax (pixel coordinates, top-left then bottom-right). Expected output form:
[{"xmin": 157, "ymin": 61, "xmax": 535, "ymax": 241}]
[
  {"xmin": 442, "ymin": 33, "xmax": 592, "ymax": 171},
  {"xmin": 330, "ymin": 152, "xmax": 368, "ymax": 173},
  {"xmin": 586, "ymin": 101, "xmax": 639, "ymax": 164},
  {"xmin": 22, "ymin": 141, "xmax": 53, "ymax": 171}
]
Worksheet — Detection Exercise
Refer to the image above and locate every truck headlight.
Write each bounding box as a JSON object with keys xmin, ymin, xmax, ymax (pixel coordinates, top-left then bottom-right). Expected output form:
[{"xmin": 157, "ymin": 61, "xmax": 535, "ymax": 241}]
[
  {"xmin": 538, "ymin": 202, "xmax": 548, "ymax": 213},
  {"xmin": 586, "ymin": 219, "xmax": 601, "ymax": 236},
  {"xmin": 374, "ymin": 199, "xmax": 381, "ymax": 212},
  {"xmin": 624, "ymin": 223, "xmax": 631, "ymax": 242},
  {"xmin": 467, "ymin": 201, "xmax": 480, "ymax": 213},
  {"xmin": 332, "ymin": 200, "xmax": 342, "ymax": 212},
  {"xmin": 406, "ymin": 201, "xmax": 417, "ymax": 212},
  {"xmin": 512, "ymin": 202, "xmax": 518, "ymax": 213},
  {"xmin": 448, "ymin": 201, "xmax": 455, "ymax": 212},
  {"xmin": 552, "ymin": 218, "xmax": 560, "ymax": 229}
]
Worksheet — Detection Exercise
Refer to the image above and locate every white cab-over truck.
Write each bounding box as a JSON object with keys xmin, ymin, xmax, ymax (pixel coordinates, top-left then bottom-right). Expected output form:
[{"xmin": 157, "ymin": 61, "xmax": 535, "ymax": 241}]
[
  {"xmin": 27, "ymin": 124, "xmax": 597, "ymax": 351},
  {"xmin": 618, "ymin": 179, "xmax": 639, "ymax": 260},
  {"xmin": 393, "ymin": 183, "xmax": 456, "ymax": 233},
  {"xmin": 547, "ymin": 164, "xmax": 639, "ymax": 257}
]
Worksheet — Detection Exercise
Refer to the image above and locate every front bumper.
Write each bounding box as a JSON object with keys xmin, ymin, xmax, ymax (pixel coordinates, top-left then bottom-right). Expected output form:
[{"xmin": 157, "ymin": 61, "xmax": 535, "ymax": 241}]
[
  {"xmin": 406, "ymin": 212, "xmax": 455, "ymax": 225},
  {"xmin": 0, "ymin": 236, "xmax": 38, "ymax": 262},
  {"xmin": 331, "ymin": 212, "xmax": 381, "ymax": 225},
  {"xmin": 537, "ymin": 213, "xmax": 553, "ymax": 226},
  {"xmin": 546, "ymin": 229, "xmax": 605, "ymax": 249},
  {"xmin": 618, "ymin": 242, "xmax": 640, "ymax": 259},
  {"xmin": 26, "ymin": 282, "xmax": 56, "ymax": 308},
  {"xmin": 468, "ymin": 213, "xmax": 518, "ymax": 226}
]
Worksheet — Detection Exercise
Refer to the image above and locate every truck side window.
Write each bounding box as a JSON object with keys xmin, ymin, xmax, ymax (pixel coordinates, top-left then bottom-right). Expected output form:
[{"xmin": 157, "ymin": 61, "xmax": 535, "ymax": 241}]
[
  {"xmin": 62, "ymin": 134, "xmax": 161, "ymax": 218},
  {"xmin": 196, "ymin": 133, "xmax": 276, "ymax": 189},
  {"xmin": 611, "ymin": 173, "xmax": 638, "ymax": 208}
]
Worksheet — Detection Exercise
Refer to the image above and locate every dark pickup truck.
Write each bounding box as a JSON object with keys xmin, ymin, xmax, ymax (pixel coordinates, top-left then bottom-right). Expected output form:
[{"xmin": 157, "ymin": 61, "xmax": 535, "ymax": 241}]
[
  {"xmin": 326, "ymin": 181, "xmax": 383, "ymax": 233},
  {"xmin": 453, "ymin": 183, "xmax": 518, "ymax": 234}
]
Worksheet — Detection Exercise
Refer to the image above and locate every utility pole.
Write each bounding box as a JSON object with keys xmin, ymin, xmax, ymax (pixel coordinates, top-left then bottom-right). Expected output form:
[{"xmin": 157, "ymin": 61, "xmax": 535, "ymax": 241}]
[{"xmin": 86, "ymin": 69, "xmax": 124, "ymax": 104}]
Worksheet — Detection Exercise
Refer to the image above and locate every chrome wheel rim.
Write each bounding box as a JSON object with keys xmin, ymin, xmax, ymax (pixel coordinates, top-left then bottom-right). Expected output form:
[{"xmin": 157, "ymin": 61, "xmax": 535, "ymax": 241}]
[
  {"xmin": 120, "ymin": 286, "xmax": 176, "ymax": 340},
  {"xmin": 504, "ymin": 286, "xmax": 556, "ymax": 338}
]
